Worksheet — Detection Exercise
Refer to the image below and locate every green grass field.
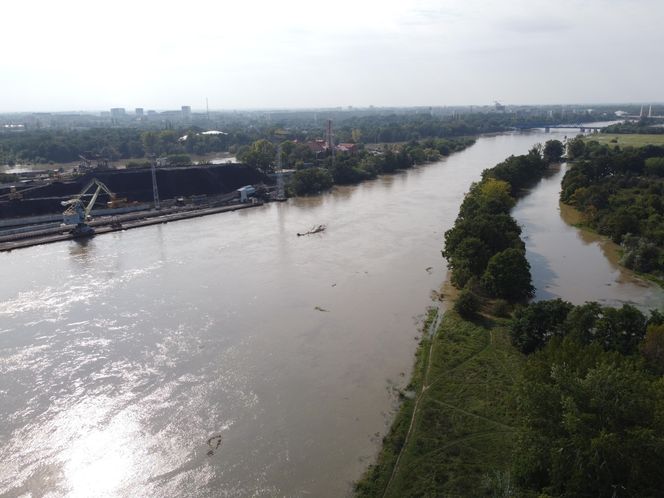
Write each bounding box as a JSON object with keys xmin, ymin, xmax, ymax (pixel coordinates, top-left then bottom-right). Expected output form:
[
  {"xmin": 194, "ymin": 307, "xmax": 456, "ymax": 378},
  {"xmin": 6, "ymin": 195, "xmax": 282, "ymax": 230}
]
[
  {"xmin": 355, "ymin": 311, "xmax": 524, "ymax": 497},
  {"xmin": 585, "ymin": 133, "xmax": 664, "ymax": 147}
]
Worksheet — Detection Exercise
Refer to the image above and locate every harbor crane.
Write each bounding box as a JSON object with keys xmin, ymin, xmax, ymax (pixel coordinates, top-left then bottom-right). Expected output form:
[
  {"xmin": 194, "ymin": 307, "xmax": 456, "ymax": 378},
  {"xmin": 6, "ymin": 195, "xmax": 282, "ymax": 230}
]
[{"xmin": 61, "ymin": 178, "xmax": 124, "ymax": 237}]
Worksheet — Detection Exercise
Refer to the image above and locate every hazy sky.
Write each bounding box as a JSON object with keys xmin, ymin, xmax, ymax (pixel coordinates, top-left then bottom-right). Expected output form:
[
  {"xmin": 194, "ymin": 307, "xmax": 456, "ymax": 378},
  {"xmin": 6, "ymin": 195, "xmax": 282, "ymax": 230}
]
[{"xmin": 3, "ymin": 0, "xmax": 662, "ymax": 112}]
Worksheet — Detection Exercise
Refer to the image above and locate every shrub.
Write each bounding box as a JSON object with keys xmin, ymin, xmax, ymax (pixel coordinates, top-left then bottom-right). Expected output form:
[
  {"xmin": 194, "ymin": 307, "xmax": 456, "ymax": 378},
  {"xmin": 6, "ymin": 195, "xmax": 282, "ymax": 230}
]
[
  {"xmin": 491, "ymin": 299, "xmax": 511, "ymax": 318},
  {"xmin": 454, "ymin": 289, "xmax": 480, "ymax": 318}
]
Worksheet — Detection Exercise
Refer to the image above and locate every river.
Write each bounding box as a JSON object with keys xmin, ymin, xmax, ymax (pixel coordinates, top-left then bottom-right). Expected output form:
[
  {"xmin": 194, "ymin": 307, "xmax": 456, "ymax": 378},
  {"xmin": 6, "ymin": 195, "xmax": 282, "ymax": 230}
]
[{"xmin": 1, "ymin": 128, "xmax": 662, "ymax": 497}]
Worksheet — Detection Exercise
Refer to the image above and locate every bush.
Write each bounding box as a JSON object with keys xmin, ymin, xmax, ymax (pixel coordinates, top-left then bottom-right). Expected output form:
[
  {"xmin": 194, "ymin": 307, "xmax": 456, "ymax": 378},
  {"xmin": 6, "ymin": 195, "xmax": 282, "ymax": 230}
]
[
  {"xmin": 621, "ymin": 234, "xmax": 661, "ymax": 273},
  {"xmin": 645, "ymin": 157, "xmax": 664, "ymax": 177},
  {"xmin": 454, "ymin": 289, "xmax": 480, "ymax": 318},
  {"xmin": 491, "ymin": 299, "xmax": 511, "ymax": 318},
  {"xmin": 640, "ymin": 324, "xmax": 664, "ymax": 374},
  {"xmin": 125, "ymin": 160, "xmax": 152, "ymax": 169},
  {"xmin": 166, "ymin": 154, "xmax": 192, "ymax": 166}
]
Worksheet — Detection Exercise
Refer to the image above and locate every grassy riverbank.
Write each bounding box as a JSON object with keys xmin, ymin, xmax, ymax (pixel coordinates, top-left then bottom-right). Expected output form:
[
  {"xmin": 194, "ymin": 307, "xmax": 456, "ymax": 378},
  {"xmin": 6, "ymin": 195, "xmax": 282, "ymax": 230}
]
[
  {"xmin": 355, "ymin": 145, "xmax": 557, "ymax": 496},
  {"xmin": 357, "ymin": 138, "xmax": 664, "ymax": 497},
  {"xmin": 355, "ymin": 310, "xmax": 523, "ymax": 497},
  {"xmin": 585, "ymin": 133, "xmax": 664, "ymax": 148}
]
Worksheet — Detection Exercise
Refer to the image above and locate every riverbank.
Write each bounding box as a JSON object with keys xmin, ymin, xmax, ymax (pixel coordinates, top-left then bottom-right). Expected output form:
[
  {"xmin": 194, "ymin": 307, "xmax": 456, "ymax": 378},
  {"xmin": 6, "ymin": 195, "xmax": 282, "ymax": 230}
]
[
  {"xmin": 562, "ymin": 136, "xmax": 664, "ymax": 287},
  {"xmin": 585, "ymin": 133, "xmax": 664, "ymax": 148},
  {"xmin": 560, "ymin": 202, "xmax": 664, "ymax": 288},
  {"xmin": 354, "ymin": 145, "xmax": 549, "ymax": 496},
  {"xmin": 355, "ymin": 309, "xmax": 522, "ymax": 496},
  {"xmin": 357, "ymin": 137, "xmax": 664, "ymax": 497}
]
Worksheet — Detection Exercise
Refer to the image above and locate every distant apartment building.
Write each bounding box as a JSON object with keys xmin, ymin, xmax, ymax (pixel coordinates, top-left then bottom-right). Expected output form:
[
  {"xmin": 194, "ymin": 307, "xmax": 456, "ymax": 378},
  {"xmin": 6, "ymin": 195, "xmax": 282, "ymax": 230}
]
[
  {"xmin": 181, "ymin": 106, "xmax": 191, "ymax": 118},
  {"xmin": 110, "ymin": 108, "xmax": 126, "ymax": 118},
  {"xmin": 135, "ymin": 108, "xmax": 144, "ymax": 117}
]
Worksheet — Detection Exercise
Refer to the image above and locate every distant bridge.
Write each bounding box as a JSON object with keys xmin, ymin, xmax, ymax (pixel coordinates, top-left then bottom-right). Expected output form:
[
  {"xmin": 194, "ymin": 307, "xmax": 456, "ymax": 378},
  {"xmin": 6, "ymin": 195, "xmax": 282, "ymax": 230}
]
[
  {"xmin": 512, "ymin": 124, "xmax": 604, "ymax": 133},
  {"xmin": 545, "ymin": 124, "xmax": 603, "ymax": 132}
]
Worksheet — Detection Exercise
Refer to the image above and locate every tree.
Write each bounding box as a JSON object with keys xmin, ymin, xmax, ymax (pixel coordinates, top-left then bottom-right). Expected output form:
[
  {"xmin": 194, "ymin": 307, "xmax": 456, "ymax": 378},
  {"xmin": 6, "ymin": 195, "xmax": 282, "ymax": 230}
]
[
  {"xmin": 238, "ymin": 139, "xmax": 276, "ymax": 172},
  {"xmin": 565, "ymin": 302, "xmax": 647, "ymax": 355},
  {"xmin": 640, "ymin": 324, "xmax": 664, "ymax": 374},
  {"xmin": 514, "ymin": 338, "xmax": 664, "ymax": 497},
  {"xmin": 543, "ymin": 139, "xmax": 563, "ymax": 163},
  {"xmin": 480, "ymin": 248, "xmax": 533, "ymax": 302},
  {"xmin": 594, "ymin": 304, "xmax": 647, "ymax": 355},
  {"xmin": 478, "ymin": 178, "xmax": 515, "ymax": 213},
  {"xmin": 566, "ymin": 136, "xmax": 586, "ymax": 159},
  {"xmin": 289, "ymin": 168, "xmax": 333, "ymax": 195},
  {"xmin": 621, "ymin": 234, "xmax": 661, "ymax": 273},
  {"xmin": 444, "ymin": 235, "xmax": 493, "ymax": 289},
  {"xmin": 141, "ymin": 131, "xmax": 159, "ymax": 154},
  {"xmin": 510, "ymin": 299, "xmax": 574, "ymax": 353}
]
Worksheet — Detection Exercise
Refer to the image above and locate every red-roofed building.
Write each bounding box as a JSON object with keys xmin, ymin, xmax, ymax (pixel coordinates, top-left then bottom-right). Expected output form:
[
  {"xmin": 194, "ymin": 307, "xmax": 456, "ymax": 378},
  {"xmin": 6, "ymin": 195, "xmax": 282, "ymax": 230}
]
[
  {"xmin": 335, "ymin": 143, "xmax": 358, "ymax": 153},
  {"xmin": 306, "ymin": 139, "xmax": 328, "ymax": 153}
]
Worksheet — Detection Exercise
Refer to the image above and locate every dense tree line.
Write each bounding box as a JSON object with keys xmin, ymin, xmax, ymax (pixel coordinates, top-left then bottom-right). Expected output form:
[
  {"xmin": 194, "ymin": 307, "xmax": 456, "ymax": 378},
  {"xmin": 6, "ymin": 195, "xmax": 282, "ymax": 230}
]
[
  {"xmin": 0, "ymin": 126, "xmax": 257, "ymax": 165},
  {"xmin": 1, "ymin": 109, "xmax": 612, "ymax": 166},
  {"xmin": 561, "ymin": 139, "xmax": 664, "ymax": 279},
  {"xmin": 509, "ymin": 299, "xmax": 664, "ymax": 497},
  {"xmin": 333, "ymin": 111, "xmax": 612, "ymax": 144},
  {"xmin": 443, "ymin": 142, "xmax": 560, "ymax": 309},
  {"xmin": 603, "ymin": 119, "xmax": 664, "ymax": 135},
  {"xmin": 280, "ymin": 138, "xmax": 475, "ymax": 195}
]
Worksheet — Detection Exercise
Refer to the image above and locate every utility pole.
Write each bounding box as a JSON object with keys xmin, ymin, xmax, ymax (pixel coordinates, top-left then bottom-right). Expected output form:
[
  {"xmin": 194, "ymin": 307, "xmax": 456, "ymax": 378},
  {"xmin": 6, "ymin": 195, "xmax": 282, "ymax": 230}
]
[
  {"xmin": 151, "ymin": 154, "xmax": 160, "ymax": 210},
  {"xmin": 327, "ymin": 119, "xmax": 335, "ymax": 166},
  {"xmin": 275, "ymin": 144, "xmax": 285, "ymax": 200}
]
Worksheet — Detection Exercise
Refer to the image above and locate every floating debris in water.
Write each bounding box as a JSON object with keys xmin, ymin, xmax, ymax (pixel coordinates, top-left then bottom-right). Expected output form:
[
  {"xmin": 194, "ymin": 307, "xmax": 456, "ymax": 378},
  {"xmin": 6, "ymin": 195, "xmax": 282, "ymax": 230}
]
[
  {"xmin": 297, "ymin": 224, "xmax": 326, "ymax": 236},
  {"xmin": 207, "ymin": 434, "xmax": 223, "ymax": 456}
]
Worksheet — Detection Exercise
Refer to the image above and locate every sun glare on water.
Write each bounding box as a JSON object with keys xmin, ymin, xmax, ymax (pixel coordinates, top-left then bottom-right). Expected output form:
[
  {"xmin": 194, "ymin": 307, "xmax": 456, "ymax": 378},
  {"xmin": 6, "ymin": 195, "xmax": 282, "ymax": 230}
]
[{"xmin": 60, "ymin": 401, "xmax": 144, "ymax": 497}]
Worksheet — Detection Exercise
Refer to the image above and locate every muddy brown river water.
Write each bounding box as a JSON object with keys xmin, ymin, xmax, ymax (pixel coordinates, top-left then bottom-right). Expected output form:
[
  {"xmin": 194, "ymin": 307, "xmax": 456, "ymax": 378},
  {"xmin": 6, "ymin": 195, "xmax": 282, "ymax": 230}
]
[{"xmin": 1, "ymin": 128, "xmax": 662, "ymax": 497}]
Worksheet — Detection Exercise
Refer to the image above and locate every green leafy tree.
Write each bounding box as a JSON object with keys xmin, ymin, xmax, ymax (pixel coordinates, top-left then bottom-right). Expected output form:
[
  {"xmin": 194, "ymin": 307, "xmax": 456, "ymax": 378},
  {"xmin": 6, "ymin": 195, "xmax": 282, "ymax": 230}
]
[
  {"xmin": 514, "ymin": 338, "xmax": 664, "ymax": 497},
  {"xmin": 480, "ymin": 248, "xmax": 534, "ymax": 301},
  {"xmin": 566, "ymin": 136, "xmax": 586, "ymax": 159},
  {"xmin": 510, "ymin": 299, "xmax": 574, "ymax": 353},
  {"xmin": 640, "ymin": 324, "xmax": 664, "ymax": 374},
  {"xmin": 289, "ymin": 168, "xmax": 333, "ymax": 195},
  {"xmin": 141, "ymin": 131, "xmax": 159, "ymax": 154},
  {"xmin": 542, "ymin": 139, "xmax": 563, "ymax": 163},
  {"xmin": 238, "ymin": 139, "xmax": 276, "ymax": 172}
]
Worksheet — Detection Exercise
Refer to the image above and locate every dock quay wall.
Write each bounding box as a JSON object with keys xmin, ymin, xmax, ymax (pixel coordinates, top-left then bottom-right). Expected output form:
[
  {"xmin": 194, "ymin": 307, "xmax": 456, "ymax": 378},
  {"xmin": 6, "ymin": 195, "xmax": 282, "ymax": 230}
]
[{"xmin": 0, "ymin": 164, "xmax": 269, "ymax": 219}]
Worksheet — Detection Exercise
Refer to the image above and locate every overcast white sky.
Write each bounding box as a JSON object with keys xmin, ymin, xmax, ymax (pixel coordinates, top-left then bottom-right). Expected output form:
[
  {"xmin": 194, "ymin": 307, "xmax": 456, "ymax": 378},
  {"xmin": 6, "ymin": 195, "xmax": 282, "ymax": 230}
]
[{"xmin": 2, "ymin": 0, "xmax": 662, "ymax": 112}]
